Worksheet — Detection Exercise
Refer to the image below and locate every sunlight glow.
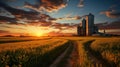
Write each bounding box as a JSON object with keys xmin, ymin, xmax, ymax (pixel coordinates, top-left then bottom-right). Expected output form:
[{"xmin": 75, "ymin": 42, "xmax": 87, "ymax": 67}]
[
  {"xmin": 34, "ymin": 32, "xmax": 44, "ymax": 37},
  {"xmin": 0, "ymin": 23, "xmax": 69, "ymax": 36},
  {"xmin": 27, "ymin": 26, "xmax": 48, "ymax": 37}
]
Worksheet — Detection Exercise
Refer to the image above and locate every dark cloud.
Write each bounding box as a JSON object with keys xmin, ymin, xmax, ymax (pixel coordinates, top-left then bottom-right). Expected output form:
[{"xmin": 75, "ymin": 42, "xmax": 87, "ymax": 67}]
[
  {"xmin": 78, "ymin": 0, "xmax": 84, "ymax": 7},
  {"xmin": 0, "ymin": 7, "xmax": 15, "ymax": 18},
  {"xmin": 52, "ymin": 15, "xmax": 81, "ymax": 22},
  {"xmin": 0, "ymin": 1, "xmax": 36, "ymax": 15},
  {"xmin": 28, "ymin": 21, "xmax": 52, "ymax": 27},
  {"xmin": 0, "ymin": 0, "xmax": 79, "ymax": 29},
  {"xmin": 0, "ymin": 1, "xmax": 40, "ymax": 23},
  {"xmin": 96, "ymin": 20, "xmax": 120, "ymax": 29},
  {"xmin": 100, "ymin": 5, "xmax": 120, "ymax": 18},
  {"xmin": 100, "ymin": 10, "xmax": 120, "ymax": 18},
  {"xmin": 24, "ymin": 0, "xmax": 68, "ymax": 12},
  {"xmin": 51, "ymin": 23, "xmax": 77, "ymax": 30},
  {"xmin": 0, "ymin": 1, "xmax": 59, "ymax": 24},
  {"xmin": 26, "ymin": 14, "xmax": 81, "ymax": 27},
  {"xmin": 0, "ymin": 15, "xmax": 17, "ymax": 23}
]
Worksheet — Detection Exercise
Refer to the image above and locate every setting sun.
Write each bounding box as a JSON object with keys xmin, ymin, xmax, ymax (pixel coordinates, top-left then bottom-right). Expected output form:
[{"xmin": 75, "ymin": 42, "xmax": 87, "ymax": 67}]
[
  {"xmin": 35, "ymin": 32, "xmax": 44, "ymax": 37},
  {"xmin": 30, "ymin": 30, "xmax": 45, "ymax": 37}
]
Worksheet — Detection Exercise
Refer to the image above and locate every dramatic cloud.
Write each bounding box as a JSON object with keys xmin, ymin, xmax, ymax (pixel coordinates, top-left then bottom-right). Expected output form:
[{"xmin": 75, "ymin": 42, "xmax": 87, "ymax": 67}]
[
  {"xmin": 59, "ymin": 16, "xmax": 81, "ymax": 20},
  {"xmin": 0, "ymin": 1, "xmax": 40, "ymax": 23},
  {"xmin": 0, "ymin": 0, "xmax": 79, "ymax": 36},
  {"xmin": 52, "ymin": 15, "xmax": 81, "ymax": 22},
  {"xmin": 96, "ymin": 20, "xmax": 120, "ymax": 29},
  {"xmin": 0, "ymin": 1, "xmax": 81, "ymax": 25},
  {"xmin": 100, "ymin": 10, "xmax": 120, "ymax": 18},
  {"xmin": 0, "ymin": 1, "xmax": 65, "ymax": 24},
  {"xmin": 100, "ymin": 5, "xmax": 120, "ymax": 18},
  {"xmin": 78, "ymin": 0, "xmax": 84, "ymax": 7},
  {"xmin": 24, "ymin": 0, "xmax": 68, "ymax": 12},
  {"xmin": 0, "ymin": 15, "xmax": 17, "ymax": 23},
  {"xmin": 0, "ymin": 7, "xmax": 15, "ymax": 18},
  {"xmin": 0, "ymin": 1, "xmax": 57, "ymax": 25},
  {"xmin": 51, "ymin": 22, "xmax": 78, "ymax": 30}
]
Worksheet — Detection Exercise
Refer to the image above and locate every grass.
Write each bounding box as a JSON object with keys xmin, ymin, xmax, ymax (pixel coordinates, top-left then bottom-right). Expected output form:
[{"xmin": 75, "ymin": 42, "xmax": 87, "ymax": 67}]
[
  {"xmin": 0, "ymin": 38, "xmax": 62, "ymax": 52},
  {"xmin": 0, "ymin": 37, "xmax": 120, "ymax": 67},
  {"xmin": 76, "ymin": 40, "xmax": 94, "ymax": 67},
  {"xmin": 0, "ymin": 37, "xmax": 51, "ymax": 44},
  {"xmin": 75, "ymin": 38, "xmax": 120, "ymax": 67},
  {"xmin": 0, "ymin": 39, "xmax": 69, "ymax": 67},
  {"xmin": 91, "ymin": 38, "xmax": 120, "ymax": 67}
]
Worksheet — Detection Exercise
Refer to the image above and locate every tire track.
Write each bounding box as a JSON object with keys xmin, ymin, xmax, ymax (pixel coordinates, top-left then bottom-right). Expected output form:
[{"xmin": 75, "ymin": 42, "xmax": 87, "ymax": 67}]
[
  {"xmin": 49, "ymin": 41, "xmax": 72, "ymax": 67},
  {"xmin": 63, "ymin": 41, "xmax": 80, "ymax": 67}
]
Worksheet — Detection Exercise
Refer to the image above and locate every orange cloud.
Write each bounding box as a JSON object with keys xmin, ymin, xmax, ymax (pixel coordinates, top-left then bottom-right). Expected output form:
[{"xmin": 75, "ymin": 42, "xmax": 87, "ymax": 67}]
[
  {"xmin": 100, "ymin": 5, "xmax": 120, "ymax": 18},
  {"xmin": 24, "ymin": 0, "xmax": 68, "ymax": 12},
  {"xmin": 100, "ymin": 10, "xmax": 120, "ymax": 18}
]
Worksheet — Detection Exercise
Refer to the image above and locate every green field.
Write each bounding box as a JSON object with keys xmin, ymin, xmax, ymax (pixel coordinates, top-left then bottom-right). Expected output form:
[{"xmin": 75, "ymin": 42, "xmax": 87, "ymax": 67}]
[{"xmin": 0, "ymin": 37, "xmax": 120, "ymax": 67}]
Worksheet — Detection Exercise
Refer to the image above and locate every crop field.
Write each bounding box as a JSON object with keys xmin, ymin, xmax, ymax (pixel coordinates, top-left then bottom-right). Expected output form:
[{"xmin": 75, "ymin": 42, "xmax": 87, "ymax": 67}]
[{"xmin": 0, "ymin": 37, "xmax": 120, "ymax": 67}]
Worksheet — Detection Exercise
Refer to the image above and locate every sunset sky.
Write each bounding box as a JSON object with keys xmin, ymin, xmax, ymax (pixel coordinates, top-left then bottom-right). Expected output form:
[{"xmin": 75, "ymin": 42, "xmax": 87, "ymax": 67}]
[{"xmin": 0, "ymin": 0, "xmax": 120, "ymax": 36}]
